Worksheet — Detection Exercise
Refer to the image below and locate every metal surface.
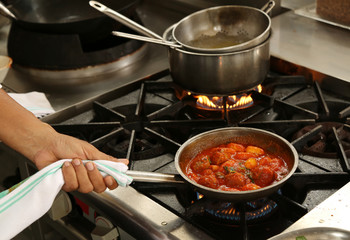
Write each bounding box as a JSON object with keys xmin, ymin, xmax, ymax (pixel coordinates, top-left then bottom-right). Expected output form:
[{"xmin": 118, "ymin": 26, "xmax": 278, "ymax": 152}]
[
  {"xmin": 0, "ymin": 12, "xmax": 170, "ymax": 111},
  {"xmin": 12, "ymin": 43, "xmax": 149, "ymax": 81},
  {"xmin": 294, "ymin": 3, "xmax": 350, "ymax": 31},
  {"xmin": 0, "ymin": 1, "xmax": 16, "ymax": 19},
  {"xmin": 269, "ymin": 227, "xmax": 350, "ymax": 240},
  {"xmin": 172, "ymin": 2, "xmax": 274, "ymax": 53},
  {"xmin": 2, "ymin": 43, "xmax": 168, "ymax": 111},
  {"xmin": 278, "ymin": 181, "xmax": 350, "ymax": 235},
  {"xmin": 270, "ymin": 8, "xmax": 350, "ymax": 85},
  {"xmin": 0, "ymin": 55, "xmax": 11, "ymax": 83},
  {"xmin": 92, "ymin": 0, "xmax": 276, "ymax": 53},
  {"xmin": 73, "ymin": 186, "xmax": 215, "ymax": 240},
  {"xmin": 174, "ymin": 127, "xmax": 298, "ymax": 202},
  {"xmin": 126, "ymin": 170, "xmax": 184, "ymax": 183},
  {"xmin": 112, "ymin": 31, "xmax": 182, "ymax": 48},
  {"xmin": 165, "ymin": 25, "xmax": 271, "ymax": 95},
  {"xmin": 123, "ymin": 127, "xmax": 298, "ymax": 202},
  {"xmin": 90, "ymin": 0, "xmax": 163, "ymax": 40},
  {"xmin": 1, "ymin": 0, "xmax": 350, "ymax": 238},
  {"xmin": 1, "ymin": 0, "xmax": 139, "ymax": 34},
  {"xmin": 0, "ymin": 0, "xmax": 290, "ymax": 110},
  {"xmin": 32, "ymin": 70, "xmax": 347, "ymax": 239},
  {"xmin": 281, "ymin": 0, "xmax": 314, "ymax": 10},
  {"xmin": 0, "ymin": 1, "xmax": 175, "ymax": 111},
  {"xmin": 148, "ymin": 0, "xmax": 284, "ymax": 21},
  {"xmin": 6, "ymin": 0, "xmax": 135, "ymax": 24}
]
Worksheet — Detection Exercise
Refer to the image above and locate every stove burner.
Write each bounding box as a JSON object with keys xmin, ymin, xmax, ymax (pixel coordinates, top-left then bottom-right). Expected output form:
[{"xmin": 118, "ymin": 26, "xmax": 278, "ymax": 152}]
[
  {"xmin": 7, "ymin": 10, "xmax": 149, "ymax": 82},
  {"xmin": 8, "ymin": 20, "xmax": 145, "ymax": 69},
  {"xmin": 292, "ymin": 122, "xmax": 350, "ymax": 158},
  {"xmin": 204, "ymin": 199, "xmax": 278, "ymax": 224},
  {"xmin": 46, "ymin": 71, "xmax": 350, "ymax": 240},
  {"xmin": 104, "ymin": 132, "xmax": 166, "ymax": 160},
  {"xmin": 175, "ymin": 85, "xmax": 263, "ymax": 112}
]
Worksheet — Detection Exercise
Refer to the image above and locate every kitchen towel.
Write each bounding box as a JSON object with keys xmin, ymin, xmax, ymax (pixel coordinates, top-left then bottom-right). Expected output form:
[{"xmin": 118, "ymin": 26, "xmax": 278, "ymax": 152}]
[
  {"xmin": 8, "ymin": 91, "xmax": 55, "ymax": 118},
  {"xmin": 0, "ymin": 159, "xmax": 133, "ymax": 240}
]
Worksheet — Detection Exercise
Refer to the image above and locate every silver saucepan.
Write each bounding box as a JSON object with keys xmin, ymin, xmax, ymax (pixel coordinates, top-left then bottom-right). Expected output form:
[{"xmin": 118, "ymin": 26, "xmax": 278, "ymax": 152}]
[
  {"xmin": 90, "ymin": 1, "xmax": 271, "ymax": 95},
  {"xmin": 90, "ymin": 0, "xmax": 274, "ymax": 53},
  {"xmin": 127, "ymin": 127, "xmax": 298, "ymax": 202},
  {"xmin": 172, "ymin": 1, "xmax": 275, "ymax": 53},
  {"xmin": 163, "ymin": 25, "xmax": 271, "ymax": 95}
]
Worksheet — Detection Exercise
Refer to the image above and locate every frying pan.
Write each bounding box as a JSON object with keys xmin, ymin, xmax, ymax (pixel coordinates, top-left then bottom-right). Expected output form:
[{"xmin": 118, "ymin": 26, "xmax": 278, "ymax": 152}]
[
  {"xmin": 127, "ymin": 127, "xmax": 299, "ymax": 202},
  {"xmin": 0, "ymin": 0, "xmax": 139, "ymax": 34}
]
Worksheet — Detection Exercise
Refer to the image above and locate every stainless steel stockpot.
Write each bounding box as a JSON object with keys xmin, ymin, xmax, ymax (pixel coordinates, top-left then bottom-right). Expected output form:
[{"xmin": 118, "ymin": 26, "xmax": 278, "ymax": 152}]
[
  {"xmin": 90, "ymin": 0, "xmax": 274, "ymax": 55},
  {"xmin": 90, "ymin": 1, "xmax": 271, "ymax": 95},
  {"xmin": 172, "ymin": 1, "xmax": 275, "ymax": 53},
  {"xmin": 164, "ymin": 25, "xmax": 271, "ymax": 95}
]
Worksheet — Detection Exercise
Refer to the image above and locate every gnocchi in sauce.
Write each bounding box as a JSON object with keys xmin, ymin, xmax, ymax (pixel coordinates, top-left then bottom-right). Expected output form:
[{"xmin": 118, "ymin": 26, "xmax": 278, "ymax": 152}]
[{"xmin": 185, "ymin": 142, "xmax": 289, "ymax": 192}]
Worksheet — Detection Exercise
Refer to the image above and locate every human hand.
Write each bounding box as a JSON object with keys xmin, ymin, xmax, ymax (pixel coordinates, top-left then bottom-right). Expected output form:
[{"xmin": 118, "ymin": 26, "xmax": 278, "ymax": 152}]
[
  {"xmin": 33, "ymin": 130, "xmax": 129, "ymax": 193},
  {"xmin": 0, "ymin": 90, "xmax": 128, "ymax": 193}
]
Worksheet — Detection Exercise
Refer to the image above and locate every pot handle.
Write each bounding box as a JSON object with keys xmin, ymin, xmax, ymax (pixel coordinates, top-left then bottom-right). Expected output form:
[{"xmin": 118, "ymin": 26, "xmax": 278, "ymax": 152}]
[
  {"xmin": 126, "ymin": 170, "xmax": 185, "ymax": 184},
  {"xmin": 112, "ymin": 31, "xmax": 182, "ymax": 48},
  {"xmin": 89, "ymin": 0, "xmax": 163, "ymax": 40},
  {"xmin": 0, "ymin": 1, "xmax": 17, "ymax": 20},
  {"xmin": 261, "ymin": 0, "xmax": 275, "ymax": 15}
]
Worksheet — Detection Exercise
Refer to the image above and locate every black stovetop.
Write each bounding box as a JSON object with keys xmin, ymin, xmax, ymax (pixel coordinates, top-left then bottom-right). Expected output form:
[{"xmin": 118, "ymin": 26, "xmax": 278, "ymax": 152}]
[{"xmin": 44, "ymin": 69, "xmax": 350, "ymax": 240}]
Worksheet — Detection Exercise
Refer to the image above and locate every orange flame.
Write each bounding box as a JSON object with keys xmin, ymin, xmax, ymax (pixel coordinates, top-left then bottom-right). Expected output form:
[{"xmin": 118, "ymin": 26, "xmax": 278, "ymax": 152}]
[{"xmin": 193, "ymin": 85, "xmax": 262, "ymax": 110}]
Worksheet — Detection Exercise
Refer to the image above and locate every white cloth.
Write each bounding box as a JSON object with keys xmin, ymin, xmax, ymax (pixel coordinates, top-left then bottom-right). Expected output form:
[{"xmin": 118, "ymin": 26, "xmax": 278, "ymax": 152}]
[
  {"xmin": 0, "ymin": 159, "xmax": 133, "ymax": 240},
  {"xmin": 8, "ymin": 91, "xmax": 55, "ymax": 118}
]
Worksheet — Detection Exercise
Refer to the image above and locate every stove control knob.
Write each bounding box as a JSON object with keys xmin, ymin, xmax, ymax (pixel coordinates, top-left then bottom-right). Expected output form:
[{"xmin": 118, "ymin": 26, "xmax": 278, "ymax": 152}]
[
  {"xmin": 48, "ymin": 191, "xmax": 72, "ymax": 220},
  {"xmin": 91, "ymin": 216, "xmax": 119, "ymax": 240}
]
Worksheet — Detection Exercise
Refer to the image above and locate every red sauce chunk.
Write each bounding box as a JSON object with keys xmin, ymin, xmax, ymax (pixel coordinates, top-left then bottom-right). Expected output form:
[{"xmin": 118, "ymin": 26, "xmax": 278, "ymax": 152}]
[{"xmin": 185, "ymin": 142, "xmax": 290, "ymax": 192}]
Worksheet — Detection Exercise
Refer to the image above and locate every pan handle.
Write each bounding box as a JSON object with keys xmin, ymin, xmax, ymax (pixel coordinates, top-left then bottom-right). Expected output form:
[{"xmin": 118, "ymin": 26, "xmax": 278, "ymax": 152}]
[
  {"xmin": 89, "ymin": 0, "xmax": 163, "ymax": 40},
  {"xmin": 112, "ymin": 31, "xmax": 182, "ymax": 48},
  {"xmin": 0, "ymin": 1, "xmax": 17, "ymax": 20},
  {"xmin": 126, "ymin": 170, "xmax": 185, "ymax": 184},
  {"xmin": 261, "ymin": 0, "xmax": 275, "ymax": 15}
]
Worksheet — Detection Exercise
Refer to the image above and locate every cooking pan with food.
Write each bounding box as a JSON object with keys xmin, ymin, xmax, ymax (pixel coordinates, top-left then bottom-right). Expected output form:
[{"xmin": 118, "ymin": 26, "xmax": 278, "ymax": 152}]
[
  {"xmin": 127, "ymin": 127, "xmax": 299, "ymax": 202},
  {"xmin": 0, "ymin": 0, "xmax": 139, "ymax": 34}
]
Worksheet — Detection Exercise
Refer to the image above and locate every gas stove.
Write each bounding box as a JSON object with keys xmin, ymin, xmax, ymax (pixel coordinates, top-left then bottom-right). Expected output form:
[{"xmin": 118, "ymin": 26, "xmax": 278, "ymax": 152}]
[
  {"xmin": 36, "ymin": 68, "xmax": 350, "ymax": 240},
  {"xmin": 1, "ymin": 0, "xmax": 350, "ymax": 239}
]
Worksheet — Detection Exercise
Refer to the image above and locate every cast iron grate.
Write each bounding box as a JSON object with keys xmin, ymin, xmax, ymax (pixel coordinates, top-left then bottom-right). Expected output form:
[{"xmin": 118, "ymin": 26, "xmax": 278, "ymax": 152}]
[{"xmin": 49, "ymin": 70, "xmax": 350, "ymax": 240}]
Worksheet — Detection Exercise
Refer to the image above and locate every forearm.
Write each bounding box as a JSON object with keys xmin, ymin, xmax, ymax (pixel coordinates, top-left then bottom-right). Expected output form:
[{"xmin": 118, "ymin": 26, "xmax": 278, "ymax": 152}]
[
  {"xmin": 0, "ymin": 90, "xmax": 126, "ymax": 194},
  {"xmin": 0, "ymin": 89, "xmax": 56, "ymax": 161}
]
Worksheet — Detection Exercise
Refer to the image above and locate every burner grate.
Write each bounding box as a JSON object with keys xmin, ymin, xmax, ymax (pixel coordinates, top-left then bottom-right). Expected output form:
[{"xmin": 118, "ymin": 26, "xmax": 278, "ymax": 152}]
[{"xmin": 47, "ymin": 70, "xmax": 350, "ymax": 240}]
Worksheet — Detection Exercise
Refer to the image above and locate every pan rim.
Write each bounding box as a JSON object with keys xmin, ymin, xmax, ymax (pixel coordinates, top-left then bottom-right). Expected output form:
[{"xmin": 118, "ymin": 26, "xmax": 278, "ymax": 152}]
[
  {"xmin": 7, "ymin": 0, "xmax": 139, "ymax": 25},
  {"xmin": 164, "ymin": 24, "xmax": 272, "ymax": 56},
  {"xmin": 171, "ymin": 5, "xmax": 272, "ymax": 53}
]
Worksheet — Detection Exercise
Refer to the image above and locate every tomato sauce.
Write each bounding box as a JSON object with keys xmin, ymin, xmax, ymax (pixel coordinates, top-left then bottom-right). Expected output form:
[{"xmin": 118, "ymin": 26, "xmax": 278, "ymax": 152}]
[{"xmin": 185, "ymin": 142, "xmax": 290, "ymax": 192}]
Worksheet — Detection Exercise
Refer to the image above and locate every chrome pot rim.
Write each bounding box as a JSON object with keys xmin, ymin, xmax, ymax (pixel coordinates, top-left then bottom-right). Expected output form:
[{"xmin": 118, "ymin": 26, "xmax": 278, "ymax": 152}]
[{"xmin": 171, "ymin": 4, "xmax": 272, "ymax": 53}]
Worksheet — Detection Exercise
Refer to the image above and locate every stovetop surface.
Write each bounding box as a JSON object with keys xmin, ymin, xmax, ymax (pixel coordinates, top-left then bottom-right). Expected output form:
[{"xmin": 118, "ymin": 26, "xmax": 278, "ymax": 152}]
[
  {"xmin": 1, "ymin": 1, "xmax": 349, "ymax": 238},
  {"xmin": 43, "ymin": 69, "xmax": 350, "ymax": 240}
]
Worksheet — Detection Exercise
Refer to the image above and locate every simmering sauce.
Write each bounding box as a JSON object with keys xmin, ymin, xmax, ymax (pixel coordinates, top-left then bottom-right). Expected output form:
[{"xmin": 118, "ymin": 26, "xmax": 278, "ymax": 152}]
[
  {"xmin": 187, "ymin": 32, "xmax": 251, "ymax": 49},
  {"xmin": 185, "ymin": 142, "xmax": 289, "ymax": 192}
]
